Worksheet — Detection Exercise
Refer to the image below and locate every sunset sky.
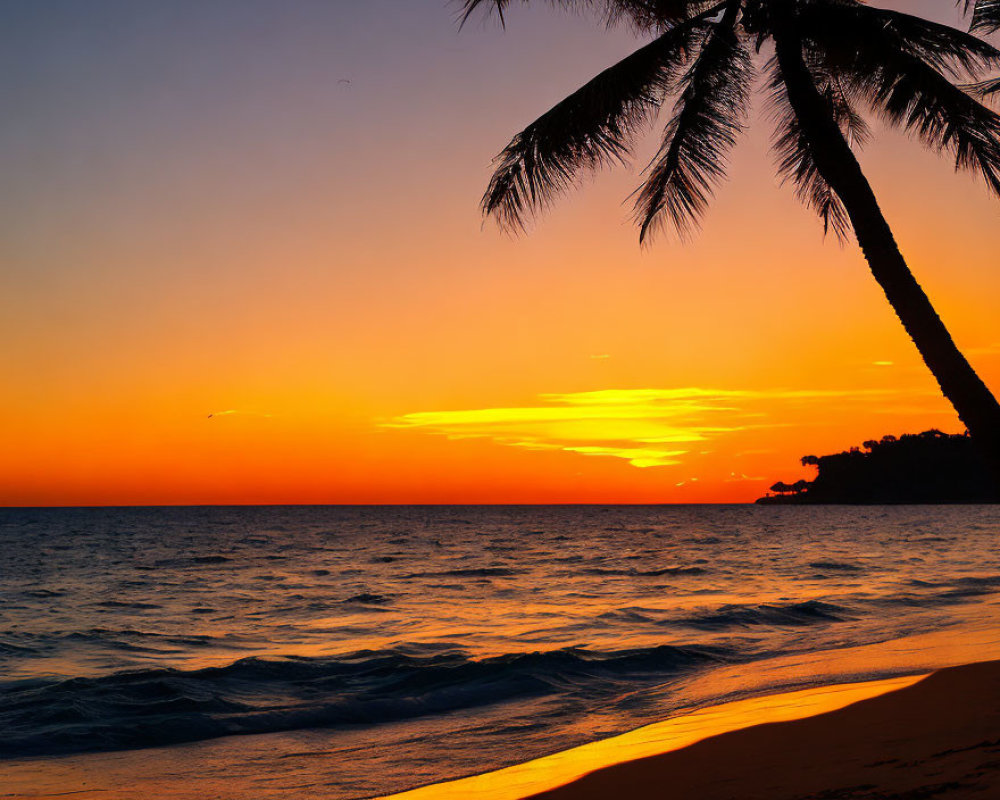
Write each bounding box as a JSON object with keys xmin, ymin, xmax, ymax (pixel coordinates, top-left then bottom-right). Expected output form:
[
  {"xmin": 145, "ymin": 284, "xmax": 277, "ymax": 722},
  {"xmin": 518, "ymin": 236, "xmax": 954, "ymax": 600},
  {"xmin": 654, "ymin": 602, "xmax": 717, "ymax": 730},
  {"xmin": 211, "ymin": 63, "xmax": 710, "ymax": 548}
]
[{"xmin": 2, "ymin": 0, "xmax": 998, "ymax": 506}]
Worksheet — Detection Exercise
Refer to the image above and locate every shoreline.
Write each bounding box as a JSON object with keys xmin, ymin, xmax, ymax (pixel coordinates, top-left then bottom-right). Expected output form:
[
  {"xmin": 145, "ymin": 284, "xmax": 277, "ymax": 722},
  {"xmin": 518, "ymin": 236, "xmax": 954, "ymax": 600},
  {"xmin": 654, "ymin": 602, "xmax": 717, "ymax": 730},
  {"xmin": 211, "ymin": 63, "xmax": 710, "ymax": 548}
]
[
  {"xmin": 5, "ymin": 660, "xmax": 999, "ymax": 799},
  {"xmin": 380, "ymin": 673, "xmax": 925, "ymax": 800},
  {"xmin": 383, "ymin": 660, "xmax": 1000, "ymax": 800},
  {"xmin": 530, "ymin": 659, "xmax": 1000, "ymax": 800}
]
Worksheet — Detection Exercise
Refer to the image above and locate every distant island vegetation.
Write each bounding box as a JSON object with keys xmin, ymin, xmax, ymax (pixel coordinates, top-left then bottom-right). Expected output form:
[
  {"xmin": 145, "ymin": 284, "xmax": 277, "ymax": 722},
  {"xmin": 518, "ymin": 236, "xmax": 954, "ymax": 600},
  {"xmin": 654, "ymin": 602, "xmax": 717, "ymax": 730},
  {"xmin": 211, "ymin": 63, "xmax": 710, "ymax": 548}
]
[{"xmin": 757, "ymin": 430, "xmax": 1000, "ymax": 505}]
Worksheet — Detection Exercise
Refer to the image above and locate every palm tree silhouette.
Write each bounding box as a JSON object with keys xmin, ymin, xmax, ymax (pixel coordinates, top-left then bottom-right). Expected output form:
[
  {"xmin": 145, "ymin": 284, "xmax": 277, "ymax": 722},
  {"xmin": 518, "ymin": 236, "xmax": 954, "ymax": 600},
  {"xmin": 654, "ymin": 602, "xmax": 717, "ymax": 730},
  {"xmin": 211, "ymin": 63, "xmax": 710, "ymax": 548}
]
[
  {"xmin": 971, "ymin": 1, "xmax": 1000, "ymax": 34},
  {"xmin": 462, "ymin": 0, "xmax": 1000, "ymax": 480},
  {"xmin": 971, "ymin": 0, "xmax": 1000, "ymax": 94}
]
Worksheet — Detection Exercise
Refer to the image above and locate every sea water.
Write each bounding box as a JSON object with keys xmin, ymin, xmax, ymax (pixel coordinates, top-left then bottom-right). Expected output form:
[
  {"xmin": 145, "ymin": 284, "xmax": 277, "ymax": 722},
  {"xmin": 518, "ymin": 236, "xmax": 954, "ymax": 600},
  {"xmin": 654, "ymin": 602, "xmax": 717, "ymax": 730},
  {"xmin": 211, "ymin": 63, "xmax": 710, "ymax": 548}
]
[{"xmin": 2, "ymin": 504, "xmax": 1000, "ymax": 798}]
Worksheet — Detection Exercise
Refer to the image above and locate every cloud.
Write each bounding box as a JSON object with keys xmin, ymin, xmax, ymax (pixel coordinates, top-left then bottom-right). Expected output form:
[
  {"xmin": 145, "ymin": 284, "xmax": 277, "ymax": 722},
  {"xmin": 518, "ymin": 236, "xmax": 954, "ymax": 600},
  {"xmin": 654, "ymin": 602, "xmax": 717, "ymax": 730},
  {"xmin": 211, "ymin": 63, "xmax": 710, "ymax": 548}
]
[
  {"xmin": 725, "ymin": 472, "xmax": 767, "ymax": 483},
  {"xmin": 384, "ymin": 387, "xmax": 903, "ymax": 469},
  {"xmin": 563, "ymin": 445, "xmax": 687, "ymax": 468},
  {"xmin": 207, "ymin": 409, "xmax": 274, "ymax": 419}
]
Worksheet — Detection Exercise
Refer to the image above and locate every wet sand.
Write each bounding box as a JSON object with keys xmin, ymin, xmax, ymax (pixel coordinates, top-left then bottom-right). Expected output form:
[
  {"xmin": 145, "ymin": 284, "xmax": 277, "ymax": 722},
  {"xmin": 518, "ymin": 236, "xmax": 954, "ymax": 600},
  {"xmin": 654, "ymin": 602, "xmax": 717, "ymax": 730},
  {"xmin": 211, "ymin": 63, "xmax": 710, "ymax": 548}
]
[
  {"xmin": 6, "ymin": 662, "xmax": 1000, "ymax": 799},
  {"xmin": 529, "ymin": 660, "xmax": 1000, "ymax": 800}
]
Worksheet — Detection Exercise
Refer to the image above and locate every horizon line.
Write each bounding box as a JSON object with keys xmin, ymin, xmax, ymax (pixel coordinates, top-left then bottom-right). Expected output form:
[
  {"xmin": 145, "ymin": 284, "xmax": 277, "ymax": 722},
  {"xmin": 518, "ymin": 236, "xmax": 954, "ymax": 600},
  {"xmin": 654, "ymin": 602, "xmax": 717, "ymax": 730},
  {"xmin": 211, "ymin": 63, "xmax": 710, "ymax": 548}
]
[{"xmin": 0, "ymin": 501, "xmax": 757, "ymax": 510}]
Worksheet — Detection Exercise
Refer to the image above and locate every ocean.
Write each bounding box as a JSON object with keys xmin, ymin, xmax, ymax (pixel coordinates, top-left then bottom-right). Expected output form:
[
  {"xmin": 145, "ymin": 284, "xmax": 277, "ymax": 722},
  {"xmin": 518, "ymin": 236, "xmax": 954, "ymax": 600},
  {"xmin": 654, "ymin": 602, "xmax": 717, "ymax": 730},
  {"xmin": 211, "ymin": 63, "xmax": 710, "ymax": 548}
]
[{"xmin": 3, "ymin": 504, "xmax": 1000, "ymax": 798}]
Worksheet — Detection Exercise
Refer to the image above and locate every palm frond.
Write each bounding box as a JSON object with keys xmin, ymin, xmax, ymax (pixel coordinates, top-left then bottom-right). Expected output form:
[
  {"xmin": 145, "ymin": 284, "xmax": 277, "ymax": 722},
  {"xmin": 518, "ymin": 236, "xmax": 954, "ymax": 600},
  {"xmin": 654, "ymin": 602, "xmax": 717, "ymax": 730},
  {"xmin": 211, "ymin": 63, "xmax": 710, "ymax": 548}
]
[
  {"xmin": 967, "ymin": 0, "xmax": 1000, "ymax": 34},
  {"xmin": 480, "ymin": 13, "xmax": 712, "ymax": 230},
  {"xmin": 459, "ymin": 0, "xmax": 719, "ymax": 30},
  {"xmin": 969, "ymin": 76, "xmax": 1000, "ymax": 97},
  {"xmin": 795, "ymin": 1, "xmax": 1000, "ymax": 197},
  {"xmin": 633, "ymin": 14, "xmax": 752, "ymax": 241},
  {"xmin": 766, "ymin": 56, "xmax": 861, "ymax": 241},
  {"xmin": 870, "ymin": 70, "xmax": 1000, "ymax": 198},
  {"xmin": 797, "ymin": 1, "xmax": 1000, "ymax": 79}
]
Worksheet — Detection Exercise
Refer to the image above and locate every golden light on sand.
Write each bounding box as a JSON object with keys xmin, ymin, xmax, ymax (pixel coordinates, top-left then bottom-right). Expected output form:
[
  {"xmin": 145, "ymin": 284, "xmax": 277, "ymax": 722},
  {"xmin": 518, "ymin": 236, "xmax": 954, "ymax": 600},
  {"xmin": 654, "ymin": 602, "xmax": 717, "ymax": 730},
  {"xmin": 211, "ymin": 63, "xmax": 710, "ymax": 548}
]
[{"xmin": 379, "ymin": 675, "xmax": 924, "ymax": 800}]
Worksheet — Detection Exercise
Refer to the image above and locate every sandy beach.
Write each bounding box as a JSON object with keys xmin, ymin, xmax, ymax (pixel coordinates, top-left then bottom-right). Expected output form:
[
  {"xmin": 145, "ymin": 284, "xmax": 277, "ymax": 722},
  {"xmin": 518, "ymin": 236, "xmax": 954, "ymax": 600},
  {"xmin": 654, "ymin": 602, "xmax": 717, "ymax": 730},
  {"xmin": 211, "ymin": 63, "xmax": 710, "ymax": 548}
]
[
  {"xmin": 5, "ymin": 661, "xmax": 1000, "ymax": 800},
  {"xmin": 529, "ymin": 660, "xmax": 1000, "ymax": 800}
]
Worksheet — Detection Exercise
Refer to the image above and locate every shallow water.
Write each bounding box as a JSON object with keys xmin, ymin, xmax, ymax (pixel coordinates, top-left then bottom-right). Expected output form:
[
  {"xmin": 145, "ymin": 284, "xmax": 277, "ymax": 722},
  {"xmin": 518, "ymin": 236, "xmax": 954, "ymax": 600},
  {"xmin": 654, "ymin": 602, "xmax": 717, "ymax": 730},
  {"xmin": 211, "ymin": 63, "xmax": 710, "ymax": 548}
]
[{"xmin": 2, "ymin": 504, "xmax": 1000, "ymax": 798}]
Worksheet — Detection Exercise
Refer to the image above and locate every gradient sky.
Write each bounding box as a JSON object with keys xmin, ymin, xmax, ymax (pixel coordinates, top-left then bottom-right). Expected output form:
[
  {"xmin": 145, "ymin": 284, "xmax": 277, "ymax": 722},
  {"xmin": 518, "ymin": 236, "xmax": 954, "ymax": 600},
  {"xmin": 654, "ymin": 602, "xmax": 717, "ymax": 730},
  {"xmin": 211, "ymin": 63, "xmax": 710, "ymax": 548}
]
[{"xmin": 1, "ymin": 0, "xmax": 998, "ymax": 506}]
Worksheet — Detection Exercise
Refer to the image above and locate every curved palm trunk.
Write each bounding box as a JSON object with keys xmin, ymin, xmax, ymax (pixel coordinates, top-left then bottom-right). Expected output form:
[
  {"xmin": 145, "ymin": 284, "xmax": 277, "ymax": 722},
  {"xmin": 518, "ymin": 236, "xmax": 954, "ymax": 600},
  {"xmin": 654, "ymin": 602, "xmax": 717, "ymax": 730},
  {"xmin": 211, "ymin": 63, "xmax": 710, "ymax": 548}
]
[{"xmin": 770, "ymin": 8, "xmax": 1000, "ymax": 489}]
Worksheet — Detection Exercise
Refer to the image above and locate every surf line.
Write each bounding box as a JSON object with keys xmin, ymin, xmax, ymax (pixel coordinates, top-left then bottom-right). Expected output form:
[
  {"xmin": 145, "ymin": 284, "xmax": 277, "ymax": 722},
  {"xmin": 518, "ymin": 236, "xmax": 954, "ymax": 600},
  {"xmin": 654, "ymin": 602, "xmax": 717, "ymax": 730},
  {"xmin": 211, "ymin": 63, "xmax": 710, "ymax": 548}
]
[{"xmin": 378, "ymin": 673, "xmax": 925, "ymax": 800}]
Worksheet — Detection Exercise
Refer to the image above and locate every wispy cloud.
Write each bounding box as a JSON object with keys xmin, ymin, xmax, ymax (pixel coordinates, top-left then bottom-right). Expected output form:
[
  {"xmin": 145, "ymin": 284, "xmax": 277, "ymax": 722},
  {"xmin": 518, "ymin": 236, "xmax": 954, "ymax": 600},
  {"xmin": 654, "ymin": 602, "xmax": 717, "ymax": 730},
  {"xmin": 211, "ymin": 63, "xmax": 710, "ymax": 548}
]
[
  {"xmin": 725, "ymin": 472, "xmax": 767, "ymax": 483},
  {"xmin": 207, "ymin": 409, "xmax": 274, "ymax": 419},
  {"xmin": 384, "ymin": 387, "xmax": 902, "ymax": 469}
]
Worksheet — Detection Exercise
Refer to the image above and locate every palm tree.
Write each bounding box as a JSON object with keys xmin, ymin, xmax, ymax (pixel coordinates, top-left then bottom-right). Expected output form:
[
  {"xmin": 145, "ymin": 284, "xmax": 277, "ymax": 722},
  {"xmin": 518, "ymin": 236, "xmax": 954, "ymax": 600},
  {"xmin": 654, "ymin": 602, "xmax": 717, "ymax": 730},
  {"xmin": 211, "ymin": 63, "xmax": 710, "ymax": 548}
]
[
  {"xmin": 970, "ymin": 0, "xmax": 1000, "ymax": 34},
  {"xmin": 461, "ymin": 0, "xmax": 1000, "ymax": 483},
  {"xmin": 970, "ymin": 0, "xmax": 1000, "ymax": 94}
]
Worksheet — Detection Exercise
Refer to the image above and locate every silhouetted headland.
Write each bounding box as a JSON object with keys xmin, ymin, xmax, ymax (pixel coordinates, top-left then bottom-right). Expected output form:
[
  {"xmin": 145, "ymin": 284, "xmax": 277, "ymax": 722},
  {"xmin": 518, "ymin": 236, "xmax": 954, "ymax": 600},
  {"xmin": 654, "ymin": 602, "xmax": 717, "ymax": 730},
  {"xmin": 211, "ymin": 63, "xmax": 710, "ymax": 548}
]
[{"xmin": 757, "ymin": 430, "xmax": 1000, "ymax": 505}]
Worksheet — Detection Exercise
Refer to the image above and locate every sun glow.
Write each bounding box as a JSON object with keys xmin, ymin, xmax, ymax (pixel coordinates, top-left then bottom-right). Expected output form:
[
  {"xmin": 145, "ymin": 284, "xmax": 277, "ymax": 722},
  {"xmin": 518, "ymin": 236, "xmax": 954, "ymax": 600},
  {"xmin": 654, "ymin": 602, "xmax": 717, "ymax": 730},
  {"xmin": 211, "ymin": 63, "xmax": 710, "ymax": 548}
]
[
  {"xmin": 386, "ymin": 387, "xmax": 920, "ymax": 470},
  {"xmin": 0, "ymin": 1, "xmax": 996, "ymax": 506}
]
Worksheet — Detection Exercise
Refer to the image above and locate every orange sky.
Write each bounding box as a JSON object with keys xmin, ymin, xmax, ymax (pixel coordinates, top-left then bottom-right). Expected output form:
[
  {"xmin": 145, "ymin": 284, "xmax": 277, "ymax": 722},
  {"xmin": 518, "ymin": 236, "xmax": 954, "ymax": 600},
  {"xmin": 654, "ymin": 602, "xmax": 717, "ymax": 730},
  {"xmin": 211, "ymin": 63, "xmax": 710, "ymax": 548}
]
[{"xmin": 1, "ymin": 1, "xmax": 998, "ymax": 506}]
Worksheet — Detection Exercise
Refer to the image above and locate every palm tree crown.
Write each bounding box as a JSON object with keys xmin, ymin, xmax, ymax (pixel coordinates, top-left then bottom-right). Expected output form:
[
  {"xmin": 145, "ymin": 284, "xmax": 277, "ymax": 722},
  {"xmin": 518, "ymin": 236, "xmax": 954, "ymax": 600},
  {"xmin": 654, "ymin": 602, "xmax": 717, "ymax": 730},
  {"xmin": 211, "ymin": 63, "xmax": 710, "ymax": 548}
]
[
  {"xmin": 464, "ymin": 0, "xmax": 1000, "ymax": 240},
  {"xmin": 970, "ymin": 0, "xmax": 1000, "ymax": 93},
  {"xmin": 462, "ymin": 0, "xmax": 1000, "ymax": 488}
]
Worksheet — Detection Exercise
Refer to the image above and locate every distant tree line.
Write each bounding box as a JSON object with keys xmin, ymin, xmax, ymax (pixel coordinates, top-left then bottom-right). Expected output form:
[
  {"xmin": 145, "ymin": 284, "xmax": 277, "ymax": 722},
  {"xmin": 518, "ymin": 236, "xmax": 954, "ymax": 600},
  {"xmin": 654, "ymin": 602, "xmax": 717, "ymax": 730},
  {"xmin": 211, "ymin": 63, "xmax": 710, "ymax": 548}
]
[{"xmin": 758, "ymin": 430, "xmax": 998, "ymax": 504}]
